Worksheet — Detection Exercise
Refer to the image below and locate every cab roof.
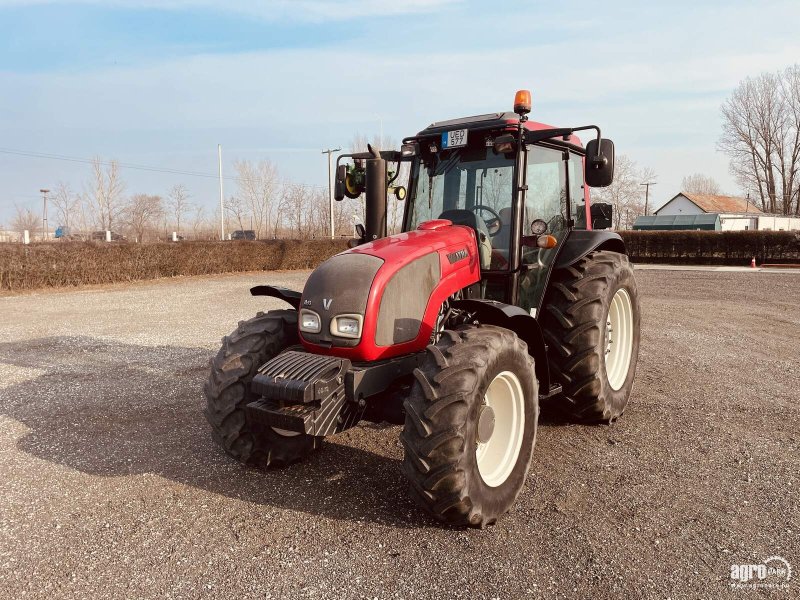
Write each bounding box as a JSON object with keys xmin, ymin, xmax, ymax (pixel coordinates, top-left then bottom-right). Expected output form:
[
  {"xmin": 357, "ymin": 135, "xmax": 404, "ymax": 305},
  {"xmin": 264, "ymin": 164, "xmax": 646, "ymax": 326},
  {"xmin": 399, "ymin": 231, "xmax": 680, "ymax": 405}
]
[{"xmin": 415, "ymin": 112, "xmax": 584, "ymax": 148}]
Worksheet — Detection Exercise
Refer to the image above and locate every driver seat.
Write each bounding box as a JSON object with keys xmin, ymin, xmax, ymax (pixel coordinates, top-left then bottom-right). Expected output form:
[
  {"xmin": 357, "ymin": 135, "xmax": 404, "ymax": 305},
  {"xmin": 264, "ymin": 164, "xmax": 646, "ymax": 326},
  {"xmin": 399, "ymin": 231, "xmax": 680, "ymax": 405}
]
[{"xmin": 438, "ymin": 209, "xmax": 492, "ymax": 270}]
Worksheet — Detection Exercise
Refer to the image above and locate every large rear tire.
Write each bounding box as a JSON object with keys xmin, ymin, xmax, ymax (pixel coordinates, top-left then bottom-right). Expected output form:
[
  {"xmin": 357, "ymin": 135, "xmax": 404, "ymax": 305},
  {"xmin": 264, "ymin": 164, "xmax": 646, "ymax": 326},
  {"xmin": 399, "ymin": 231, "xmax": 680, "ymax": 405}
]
[
  {"xmin": 540, "ymin": 250, "xmax": 641, "ymax": 423},
  {"xmin": 400, "ymin": 325, "xmax": 538, "ymax": 528},
  {"xmin": 204, "ymin": 310, "xmax": 321, "ymax": 468}
]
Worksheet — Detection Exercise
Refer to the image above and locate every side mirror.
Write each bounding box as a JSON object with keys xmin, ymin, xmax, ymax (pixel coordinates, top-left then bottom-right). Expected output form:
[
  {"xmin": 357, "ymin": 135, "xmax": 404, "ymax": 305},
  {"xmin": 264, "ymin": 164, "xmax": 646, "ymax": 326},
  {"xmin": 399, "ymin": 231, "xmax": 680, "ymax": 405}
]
[
  {"xmin": 584, "ymin": 138, "xmax": 615, "ymax": 188},
  {"xmin": 590, "ymin": 202, "xmax": 613, "ymax": 229},
  {"xmin": 492, "ymin": 134, "xmax": 517, "ymax": 154},
  {"xmin": 334, "ymin": 164, "xmax": 347, "ymax": 201}
]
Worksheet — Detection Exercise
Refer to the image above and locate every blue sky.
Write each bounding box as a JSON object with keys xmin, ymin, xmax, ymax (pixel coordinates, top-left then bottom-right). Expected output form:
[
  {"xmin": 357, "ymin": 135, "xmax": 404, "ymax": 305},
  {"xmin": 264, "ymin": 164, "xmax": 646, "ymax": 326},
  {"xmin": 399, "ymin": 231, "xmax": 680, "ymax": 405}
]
[{"xmin": 2, "ymin": 0, "xmax": 800, "ymax": 223}]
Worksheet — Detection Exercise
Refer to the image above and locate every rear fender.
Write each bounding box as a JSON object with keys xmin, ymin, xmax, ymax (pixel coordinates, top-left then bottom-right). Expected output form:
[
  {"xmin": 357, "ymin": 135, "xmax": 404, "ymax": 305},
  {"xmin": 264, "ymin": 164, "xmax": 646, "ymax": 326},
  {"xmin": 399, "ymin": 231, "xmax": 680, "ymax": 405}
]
[{"xmin": 450, "ymin": 299, "xmax": 550, "ymax": 393}]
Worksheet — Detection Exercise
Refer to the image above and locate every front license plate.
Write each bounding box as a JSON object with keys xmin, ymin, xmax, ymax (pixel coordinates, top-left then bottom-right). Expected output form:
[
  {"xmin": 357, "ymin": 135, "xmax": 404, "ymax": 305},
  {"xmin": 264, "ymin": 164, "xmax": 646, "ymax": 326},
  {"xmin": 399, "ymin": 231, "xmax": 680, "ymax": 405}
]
[{"xmin": 442, "ymin": 129, "xmax": 468, "ymax": 149}]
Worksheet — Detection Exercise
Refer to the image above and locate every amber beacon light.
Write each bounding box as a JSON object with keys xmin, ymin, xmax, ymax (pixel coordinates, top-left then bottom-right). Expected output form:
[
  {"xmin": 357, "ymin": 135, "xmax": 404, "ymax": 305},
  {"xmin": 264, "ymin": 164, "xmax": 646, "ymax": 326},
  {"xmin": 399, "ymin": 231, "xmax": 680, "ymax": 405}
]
[{"xmin": 513, "ymin": 89, "xmax": 532, "ymax": 116}]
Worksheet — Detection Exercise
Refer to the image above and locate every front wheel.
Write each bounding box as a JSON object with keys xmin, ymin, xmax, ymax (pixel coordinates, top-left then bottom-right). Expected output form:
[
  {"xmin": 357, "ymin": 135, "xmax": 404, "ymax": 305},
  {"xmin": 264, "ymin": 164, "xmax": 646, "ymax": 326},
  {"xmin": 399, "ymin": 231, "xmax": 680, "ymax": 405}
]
[
  {"xmin": 204, "ymin": 310, "xmax": 321, "ymax": 468},
  {"xmin": 400, "ymin": 325, "xmax": 539, "ymax": 527}
]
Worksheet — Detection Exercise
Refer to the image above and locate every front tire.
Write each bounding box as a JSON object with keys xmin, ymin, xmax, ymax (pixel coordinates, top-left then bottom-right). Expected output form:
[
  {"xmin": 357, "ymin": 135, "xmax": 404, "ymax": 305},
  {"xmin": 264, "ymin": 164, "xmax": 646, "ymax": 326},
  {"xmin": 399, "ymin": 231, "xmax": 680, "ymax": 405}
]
[
  {"xmin": 400, "ymin": 326, "xmax": 538, "ymax": 527},
  {"xmin": 204, "ymin": 310, "xmax": 321, "ymax": 468},
  {"xmin": 540, "ymin": 250, "xmax": 641, "ymax": 423}
]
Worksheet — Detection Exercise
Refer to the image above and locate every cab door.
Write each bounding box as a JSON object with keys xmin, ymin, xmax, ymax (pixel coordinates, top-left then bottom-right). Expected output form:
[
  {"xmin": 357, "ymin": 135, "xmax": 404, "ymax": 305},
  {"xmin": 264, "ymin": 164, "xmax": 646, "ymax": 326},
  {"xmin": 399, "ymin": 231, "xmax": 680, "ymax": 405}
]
[{"xmin": 516, "ymin": 144, "xmax": 572, "ymax": 315}]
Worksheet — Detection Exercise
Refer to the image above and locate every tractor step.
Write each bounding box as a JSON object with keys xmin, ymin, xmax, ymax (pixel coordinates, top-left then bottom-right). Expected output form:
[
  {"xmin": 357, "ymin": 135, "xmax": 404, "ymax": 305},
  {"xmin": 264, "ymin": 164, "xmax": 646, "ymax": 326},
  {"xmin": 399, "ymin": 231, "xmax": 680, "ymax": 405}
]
[{"xmin": 538, "ymin": 383, "xmax": 562, "ymax": 400}]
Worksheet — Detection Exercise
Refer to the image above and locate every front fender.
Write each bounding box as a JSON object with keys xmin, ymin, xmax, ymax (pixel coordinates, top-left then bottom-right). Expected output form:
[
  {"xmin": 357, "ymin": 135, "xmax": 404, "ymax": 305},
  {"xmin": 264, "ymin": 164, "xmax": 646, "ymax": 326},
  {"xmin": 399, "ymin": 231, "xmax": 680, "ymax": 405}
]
[
  {"xmin": 555, "ymin": 230, "xmax": 626, "ymax": 269},
  {"xmin": 451, "ymin": 299, "xmax": 550, "ymax": 394},
  {"xmin": 250, "ymin": 285, "xmax": 301, "ymax": 310}
]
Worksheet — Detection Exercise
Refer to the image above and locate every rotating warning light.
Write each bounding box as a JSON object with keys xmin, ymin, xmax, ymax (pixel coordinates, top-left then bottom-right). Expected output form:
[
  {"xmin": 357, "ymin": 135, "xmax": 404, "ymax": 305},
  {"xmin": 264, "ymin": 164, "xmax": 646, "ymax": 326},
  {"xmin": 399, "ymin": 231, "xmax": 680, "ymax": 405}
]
[{"xmin": 514, "ymin": 90, "xmax": 532, "ymax": 116}]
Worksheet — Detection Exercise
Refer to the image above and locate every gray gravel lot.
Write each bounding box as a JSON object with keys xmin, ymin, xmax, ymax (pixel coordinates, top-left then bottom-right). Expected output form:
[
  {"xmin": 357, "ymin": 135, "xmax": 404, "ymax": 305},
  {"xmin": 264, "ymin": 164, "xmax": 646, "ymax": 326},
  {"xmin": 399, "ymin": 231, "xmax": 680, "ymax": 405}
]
[{"xmin": 1, "ymin": 269, "xmax": 798, "ymax": 599}]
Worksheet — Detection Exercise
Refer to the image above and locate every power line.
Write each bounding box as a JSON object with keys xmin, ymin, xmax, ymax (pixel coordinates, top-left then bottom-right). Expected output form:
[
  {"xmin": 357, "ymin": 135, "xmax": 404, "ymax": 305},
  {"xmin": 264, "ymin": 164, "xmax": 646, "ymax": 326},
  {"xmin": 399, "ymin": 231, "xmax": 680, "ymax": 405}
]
[
  {"xmin": 0, "ymin": 147, "xmax": 224, "ymax": 180},
  {"xmin": 0, "ymin": 147, "xmax": 328, "ymax": 190}
]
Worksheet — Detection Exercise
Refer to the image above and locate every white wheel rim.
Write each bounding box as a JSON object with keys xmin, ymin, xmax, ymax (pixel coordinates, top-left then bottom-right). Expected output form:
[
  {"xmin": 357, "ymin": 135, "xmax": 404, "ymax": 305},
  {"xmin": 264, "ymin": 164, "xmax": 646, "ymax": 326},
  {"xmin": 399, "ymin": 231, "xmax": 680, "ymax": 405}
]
[
  {"xmin": 475, "ymin": 371, "xmax": 525, "ymax": 488},
  {"xmin": 605, "ymin": 287, "xmax": 634, "ymax": 391},
  {"xmin": 271, "ymin": 427, "xmax": 299, "ymax": 437}
]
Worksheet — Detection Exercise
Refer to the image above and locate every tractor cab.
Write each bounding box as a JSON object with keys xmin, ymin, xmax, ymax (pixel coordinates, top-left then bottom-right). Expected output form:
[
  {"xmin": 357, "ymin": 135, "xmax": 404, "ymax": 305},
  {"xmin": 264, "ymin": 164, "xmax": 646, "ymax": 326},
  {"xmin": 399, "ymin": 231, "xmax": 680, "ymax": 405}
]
[{"xmin": 397, "ymin": 91, "xmax": 616, "ymax": 316}]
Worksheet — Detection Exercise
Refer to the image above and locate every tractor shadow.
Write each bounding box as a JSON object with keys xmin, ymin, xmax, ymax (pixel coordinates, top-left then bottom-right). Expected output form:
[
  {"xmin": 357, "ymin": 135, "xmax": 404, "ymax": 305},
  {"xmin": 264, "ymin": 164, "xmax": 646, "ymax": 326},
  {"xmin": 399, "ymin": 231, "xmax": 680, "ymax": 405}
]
[{"xmin": 0, "ymin": 336, "xmax": 427, "ymax": 529}]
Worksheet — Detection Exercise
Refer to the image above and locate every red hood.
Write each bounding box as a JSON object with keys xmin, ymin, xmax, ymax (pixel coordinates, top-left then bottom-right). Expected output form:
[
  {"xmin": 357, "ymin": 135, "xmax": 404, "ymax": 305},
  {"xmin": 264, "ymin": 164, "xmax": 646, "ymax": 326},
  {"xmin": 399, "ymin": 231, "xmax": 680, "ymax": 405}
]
[{"xmin": 299, "ymin": 220, "xmax": 481, "ymax": 361}]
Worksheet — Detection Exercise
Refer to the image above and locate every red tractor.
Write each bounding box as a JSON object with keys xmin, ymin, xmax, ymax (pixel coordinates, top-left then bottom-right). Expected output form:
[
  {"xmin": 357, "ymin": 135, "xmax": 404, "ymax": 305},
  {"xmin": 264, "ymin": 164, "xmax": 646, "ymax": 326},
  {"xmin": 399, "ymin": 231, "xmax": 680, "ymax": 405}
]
[{"xmin": 205, "ymin": 90, "xmax": 640, "ymax": 527}]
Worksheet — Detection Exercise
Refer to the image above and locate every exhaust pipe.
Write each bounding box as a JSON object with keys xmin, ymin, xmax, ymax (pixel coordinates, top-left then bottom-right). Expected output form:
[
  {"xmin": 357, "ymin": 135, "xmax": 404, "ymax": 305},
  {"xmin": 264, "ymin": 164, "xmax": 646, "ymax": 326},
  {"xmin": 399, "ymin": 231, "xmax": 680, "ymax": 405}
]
[{"xmin": 364, "ymin": 144, "xmax": 387, "ymax": 241}]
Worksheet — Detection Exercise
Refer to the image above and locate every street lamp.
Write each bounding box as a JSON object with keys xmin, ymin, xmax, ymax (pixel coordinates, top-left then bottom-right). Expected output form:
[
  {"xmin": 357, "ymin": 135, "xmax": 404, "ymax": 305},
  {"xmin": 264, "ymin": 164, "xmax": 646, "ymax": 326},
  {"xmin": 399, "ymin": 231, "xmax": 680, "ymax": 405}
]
[
  {"xmin": 39, "ymin": 188, "xmax": 50, "ymax": 241},
  {"xmin": 322, "ymin": 147, "xmax": 342, "ymax": 239}
]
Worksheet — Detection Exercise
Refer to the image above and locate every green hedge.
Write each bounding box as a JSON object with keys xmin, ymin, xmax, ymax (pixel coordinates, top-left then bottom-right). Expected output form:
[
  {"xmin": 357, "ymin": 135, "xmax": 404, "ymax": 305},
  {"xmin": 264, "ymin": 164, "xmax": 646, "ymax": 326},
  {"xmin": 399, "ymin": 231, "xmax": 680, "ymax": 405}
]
[
  {"xmin": 0, "ymin": 240, "xmax": 348, "ymax": 291},
  {"xmin": 619, "ymin": 230, "xmax": 800, "ymax": 265}
]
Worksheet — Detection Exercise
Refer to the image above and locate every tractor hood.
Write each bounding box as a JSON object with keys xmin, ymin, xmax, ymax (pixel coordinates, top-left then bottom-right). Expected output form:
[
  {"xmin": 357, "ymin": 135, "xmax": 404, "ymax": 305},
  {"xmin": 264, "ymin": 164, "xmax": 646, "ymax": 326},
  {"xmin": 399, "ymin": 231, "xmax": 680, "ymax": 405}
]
[{"xmin": 299, "ymin": 220, "xmax": 480, "ymax": 361}]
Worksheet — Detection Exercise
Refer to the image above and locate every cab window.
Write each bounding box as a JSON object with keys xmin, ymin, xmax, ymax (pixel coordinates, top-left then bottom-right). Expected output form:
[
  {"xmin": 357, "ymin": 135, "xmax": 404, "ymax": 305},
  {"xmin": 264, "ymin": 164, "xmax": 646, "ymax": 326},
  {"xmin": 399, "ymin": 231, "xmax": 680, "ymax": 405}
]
[
  {"xmin": 569, "ymin": 153, "xmax": 587, "ymax": 229},
  {"xmin": 523, "ymin": 145, "xmax": 568, "ymax": 241}
]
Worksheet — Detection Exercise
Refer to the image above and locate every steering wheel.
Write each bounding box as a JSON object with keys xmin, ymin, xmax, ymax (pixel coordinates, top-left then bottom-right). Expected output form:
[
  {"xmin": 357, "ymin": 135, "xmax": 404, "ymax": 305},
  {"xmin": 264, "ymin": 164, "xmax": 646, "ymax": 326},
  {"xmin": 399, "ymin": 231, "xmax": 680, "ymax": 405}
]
[{"xmin": 471, "ymin": 204, "xmax": 502, "ymax": 236}]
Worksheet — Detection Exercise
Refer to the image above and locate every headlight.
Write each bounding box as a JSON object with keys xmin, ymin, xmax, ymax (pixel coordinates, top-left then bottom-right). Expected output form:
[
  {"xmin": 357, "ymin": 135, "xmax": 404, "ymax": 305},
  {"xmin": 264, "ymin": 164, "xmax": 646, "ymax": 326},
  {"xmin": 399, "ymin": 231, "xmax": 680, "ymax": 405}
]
[
  {"xmin": 330, "ymin": 314, "xmax": 363, "ymax": 339},
  {"xmin": 299, "ymin": 309, "xmax": 321, "ymax": 333}
]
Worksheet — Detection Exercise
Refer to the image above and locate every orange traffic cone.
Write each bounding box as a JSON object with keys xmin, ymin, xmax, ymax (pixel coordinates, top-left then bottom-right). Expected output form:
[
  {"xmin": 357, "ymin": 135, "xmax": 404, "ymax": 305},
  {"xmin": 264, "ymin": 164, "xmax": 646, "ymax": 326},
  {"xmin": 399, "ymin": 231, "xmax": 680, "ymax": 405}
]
[{"xmin": 750, "ymin": 257, "xmax": 757, "ymax": 269}]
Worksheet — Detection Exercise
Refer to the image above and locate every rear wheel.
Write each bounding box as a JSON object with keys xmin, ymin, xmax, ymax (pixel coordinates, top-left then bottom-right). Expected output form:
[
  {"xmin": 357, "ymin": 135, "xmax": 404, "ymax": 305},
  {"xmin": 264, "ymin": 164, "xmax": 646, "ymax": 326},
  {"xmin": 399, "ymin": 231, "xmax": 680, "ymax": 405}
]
[
  {"xmin": 204, "ymin": 310, "xmax": 321, "ymax": 467},
  {"xmin": 540, "ymin": 250, "xmax": 640, "ymax": 423},
  {"xmin": 401, "ymin": 325, "xmax": 538, "ymax": 527}
]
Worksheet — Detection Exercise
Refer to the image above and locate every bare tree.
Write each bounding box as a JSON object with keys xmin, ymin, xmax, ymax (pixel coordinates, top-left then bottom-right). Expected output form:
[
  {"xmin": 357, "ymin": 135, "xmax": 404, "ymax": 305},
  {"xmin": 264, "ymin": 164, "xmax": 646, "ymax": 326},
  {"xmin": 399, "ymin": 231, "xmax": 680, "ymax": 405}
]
[
  {"xmin": 719, "ymin": 65, "xmax": 800, "ymax": 215},
  {"xmin": 234, "ymin": 159, "xmax": 279, "ymax": 239},
  {"xmin": 681, "ymin": 173, "xmax": 722, "ymax": 195},
  {"xmin": 167, "ymin": 184, "xmax": 191, "ymax": 236},
  {"xmin": 189, "ymin": 205, "xmax": 207, "ymax": 240},
  {"xmin": 124, "ymin": 194, "xmax": 163, "ymax": 243},
  {"xmin": 591, "ymin": 155, "xmax": 649, "ymax": 230},
  {"xmin": 280, "ymin": 184, "xmax": 309, "ymax": 238},
  {"xmin": 11, "ymin": 205, "xmax": 40, "ymax": 237},
  {"xmin": 51, "ymin": 182, "xmax": 82, "ymax": 233},
  {"xmin": 348, "ymin": 133, "xmax": 407, "ymax": 234},
  {"xmin": 86, "ymin": 158, "xmax": 125, "ymax": 230},
  {"xmin": 225, "ymin": 194, "xmax": 248, "ymax": 235}
]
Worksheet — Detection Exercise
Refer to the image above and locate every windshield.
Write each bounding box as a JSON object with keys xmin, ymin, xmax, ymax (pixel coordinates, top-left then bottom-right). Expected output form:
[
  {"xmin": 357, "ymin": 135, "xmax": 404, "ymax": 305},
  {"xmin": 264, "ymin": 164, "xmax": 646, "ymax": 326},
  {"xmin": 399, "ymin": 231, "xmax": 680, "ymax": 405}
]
[{"xmin": 406, "ymin": 143, "xmax": 516, "ymax": 270}]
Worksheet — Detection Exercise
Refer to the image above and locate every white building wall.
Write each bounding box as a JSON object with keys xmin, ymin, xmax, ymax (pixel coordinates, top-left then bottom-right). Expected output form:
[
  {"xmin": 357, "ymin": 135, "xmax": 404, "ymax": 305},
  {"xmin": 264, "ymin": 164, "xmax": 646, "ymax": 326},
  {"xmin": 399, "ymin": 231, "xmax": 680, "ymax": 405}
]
[
  {"xmin": 719, "ymin": 214, "xmax": 758, "ymax": 231},
  {"xmin": 654, "ymin": 194, "xmax": 704, "ymax": 216},
  {"xmin": 757, "ymin": 215, "xmax": 800, "ymax": 231},
  {"xmin": 0, "ymin": 230, "xmax": 21, "ymax": 243}
]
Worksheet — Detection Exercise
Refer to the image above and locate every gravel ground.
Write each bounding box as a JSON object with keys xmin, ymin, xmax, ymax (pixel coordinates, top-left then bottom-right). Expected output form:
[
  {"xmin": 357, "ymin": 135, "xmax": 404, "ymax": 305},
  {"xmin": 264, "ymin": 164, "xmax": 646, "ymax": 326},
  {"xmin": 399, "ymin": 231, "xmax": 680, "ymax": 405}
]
[{"xmin": 0, "ymin": 269, "xmax": 798, "ymax": 599}]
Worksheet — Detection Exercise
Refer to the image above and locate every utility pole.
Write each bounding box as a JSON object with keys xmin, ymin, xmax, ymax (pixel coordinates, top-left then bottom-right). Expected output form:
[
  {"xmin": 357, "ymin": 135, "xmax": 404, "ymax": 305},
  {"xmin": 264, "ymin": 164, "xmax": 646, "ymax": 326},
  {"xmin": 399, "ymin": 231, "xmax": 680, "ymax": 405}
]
[
  {"xmin": 39, "ymin": 188, "xmax": 50, "ymax": 241},
  {"xmin": 218, "ymin": 144, "xmax": 225, "ymax": 241},
  {"xmin": 640, "ymin": 181, "xmax": 657, "ymax": 216},
  {"xmin": 322, "ymin": 147, "xmax": 341, "ymax": 240}
]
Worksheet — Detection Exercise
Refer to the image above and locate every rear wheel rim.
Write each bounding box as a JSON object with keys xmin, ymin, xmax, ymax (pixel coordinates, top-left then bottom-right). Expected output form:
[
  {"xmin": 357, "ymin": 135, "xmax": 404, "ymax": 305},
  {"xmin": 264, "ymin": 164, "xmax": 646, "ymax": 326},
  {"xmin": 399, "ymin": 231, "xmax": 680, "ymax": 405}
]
[
  {"xmin": 605, "ymin": 287, "xmax": 634, "ymax": 391},
  {"xmin": 475, "ymin": 371, "xmax": 525, "ymax": 487}
]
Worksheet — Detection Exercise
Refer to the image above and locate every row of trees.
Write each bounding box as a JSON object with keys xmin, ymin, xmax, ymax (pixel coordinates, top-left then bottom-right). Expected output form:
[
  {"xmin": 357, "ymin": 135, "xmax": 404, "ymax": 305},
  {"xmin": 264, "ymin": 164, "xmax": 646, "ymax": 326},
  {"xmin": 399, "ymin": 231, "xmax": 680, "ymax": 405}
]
[
  {"xmin": 7, "ymin": 136, "xmax": 404, "ymax": 241},
  {"xmin": 9, "ymin": 166, "xmax": 213, "ymax": 243},
  {"xmin": 12, "ymin": 126, "xmax": 751, "ymax": 240}
]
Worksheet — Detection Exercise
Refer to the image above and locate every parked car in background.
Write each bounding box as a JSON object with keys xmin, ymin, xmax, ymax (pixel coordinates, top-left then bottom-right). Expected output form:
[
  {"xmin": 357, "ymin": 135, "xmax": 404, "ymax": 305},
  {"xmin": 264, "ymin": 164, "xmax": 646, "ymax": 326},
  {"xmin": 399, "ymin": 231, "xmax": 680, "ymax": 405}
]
[{"xmin": 231, "ymin": 230, "xmax": 256, "ymax": 240}]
